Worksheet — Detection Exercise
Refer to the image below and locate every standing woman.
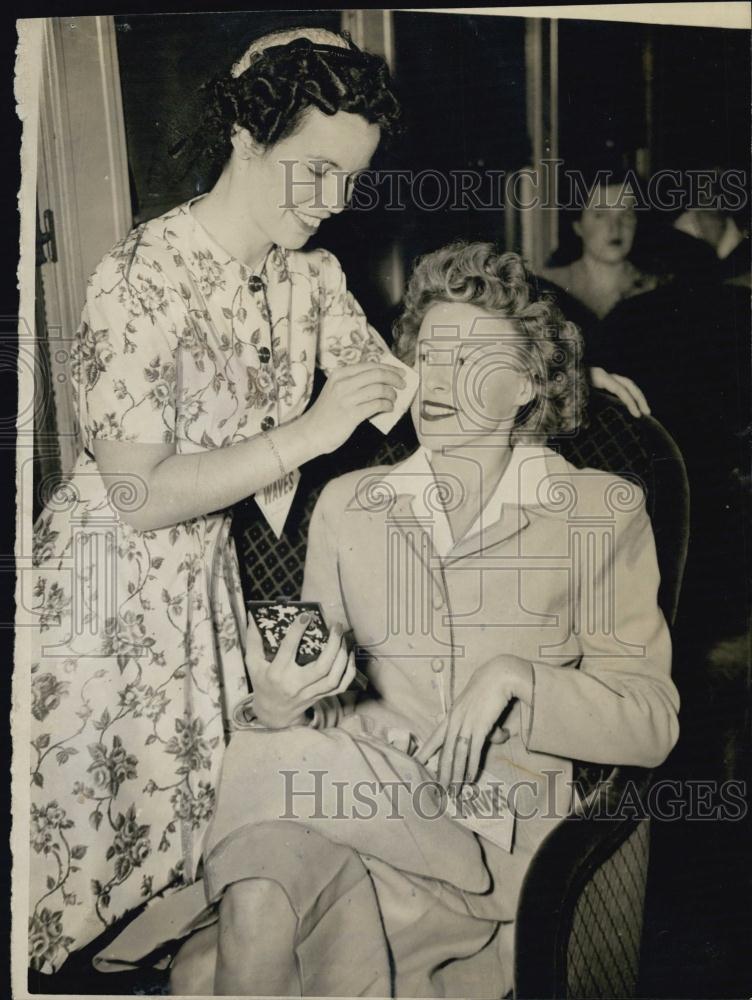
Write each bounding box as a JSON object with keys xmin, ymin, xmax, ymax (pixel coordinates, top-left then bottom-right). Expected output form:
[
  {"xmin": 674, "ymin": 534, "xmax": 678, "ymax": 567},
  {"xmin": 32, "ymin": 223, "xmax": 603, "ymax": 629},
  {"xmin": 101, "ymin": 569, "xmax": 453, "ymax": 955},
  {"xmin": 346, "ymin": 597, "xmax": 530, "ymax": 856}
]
[{"xmin": 28, "ymin": 26, "xmax": 416, "ymax": 973}]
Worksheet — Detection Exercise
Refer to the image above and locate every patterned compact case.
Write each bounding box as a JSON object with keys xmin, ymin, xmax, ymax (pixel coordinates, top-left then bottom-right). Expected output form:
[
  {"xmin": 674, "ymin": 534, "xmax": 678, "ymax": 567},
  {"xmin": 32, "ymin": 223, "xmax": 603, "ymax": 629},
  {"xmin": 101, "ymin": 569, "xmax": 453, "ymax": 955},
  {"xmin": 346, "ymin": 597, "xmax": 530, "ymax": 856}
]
[
  {"xmin": 246, "ymin": 600, "xmax": 368, "ymax": 691},
  {"xmin": 247, "ymin": 600, "xmax": 330, "ymax": 665}
]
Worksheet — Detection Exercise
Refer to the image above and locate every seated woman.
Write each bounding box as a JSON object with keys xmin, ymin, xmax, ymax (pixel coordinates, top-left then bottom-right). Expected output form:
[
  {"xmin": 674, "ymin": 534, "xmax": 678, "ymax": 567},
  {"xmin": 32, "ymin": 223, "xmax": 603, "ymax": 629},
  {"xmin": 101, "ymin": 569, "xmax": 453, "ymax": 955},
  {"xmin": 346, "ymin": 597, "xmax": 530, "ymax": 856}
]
[{"xmin": 100, "ymin": 243, "xmax": 680, "ymax": 998}]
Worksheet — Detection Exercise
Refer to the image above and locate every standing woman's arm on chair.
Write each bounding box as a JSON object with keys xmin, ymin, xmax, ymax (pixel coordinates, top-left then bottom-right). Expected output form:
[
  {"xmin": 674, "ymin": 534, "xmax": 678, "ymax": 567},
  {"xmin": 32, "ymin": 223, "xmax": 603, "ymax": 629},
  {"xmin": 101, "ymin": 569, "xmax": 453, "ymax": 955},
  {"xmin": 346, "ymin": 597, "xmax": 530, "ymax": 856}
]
[{"xmin": 589, "ymin": 366, "xmax": 651, "ymax": 418}]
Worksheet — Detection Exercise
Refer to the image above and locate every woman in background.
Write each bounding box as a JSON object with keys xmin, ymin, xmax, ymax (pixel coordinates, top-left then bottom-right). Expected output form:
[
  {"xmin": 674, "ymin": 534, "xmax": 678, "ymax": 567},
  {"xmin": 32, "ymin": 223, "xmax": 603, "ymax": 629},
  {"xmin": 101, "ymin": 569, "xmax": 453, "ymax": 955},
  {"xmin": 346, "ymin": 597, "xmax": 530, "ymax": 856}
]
[
  {"xmin": 540, "ymin": 171, "xmax": 664, "ymax": 403},
  {"xmin": 541, "ymin": 172, "xmax": 664, "ymax": 321}
]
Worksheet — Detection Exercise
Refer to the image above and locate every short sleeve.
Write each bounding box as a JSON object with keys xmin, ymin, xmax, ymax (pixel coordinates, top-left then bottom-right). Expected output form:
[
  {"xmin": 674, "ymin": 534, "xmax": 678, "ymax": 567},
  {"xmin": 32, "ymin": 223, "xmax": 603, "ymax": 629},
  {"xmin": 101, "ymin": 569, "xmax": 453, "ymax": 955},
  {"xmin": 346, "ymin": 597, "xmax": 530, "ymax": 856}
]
[
  {"xmin": 71, "ymin": 241, "xmax": 180, "ymax": 447},
  {"xmin": 314, "ymin": 251, "xmax": 418, "ymax": 434}
]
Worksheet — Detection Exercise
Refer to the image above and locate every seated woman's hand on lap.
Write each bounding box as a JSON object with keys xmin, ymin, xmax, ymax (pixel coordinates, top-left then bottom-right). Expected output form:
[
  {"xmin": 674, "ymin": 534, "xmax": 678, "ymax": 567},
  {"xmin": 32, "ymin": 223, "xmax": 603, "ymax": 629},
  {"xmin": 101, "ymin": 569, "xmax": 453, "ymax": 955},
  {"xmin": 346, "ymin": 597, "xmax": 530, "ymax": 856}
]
[{"xmin": 416, "ymin": 654, "xmax": 534, "ymax": 788}]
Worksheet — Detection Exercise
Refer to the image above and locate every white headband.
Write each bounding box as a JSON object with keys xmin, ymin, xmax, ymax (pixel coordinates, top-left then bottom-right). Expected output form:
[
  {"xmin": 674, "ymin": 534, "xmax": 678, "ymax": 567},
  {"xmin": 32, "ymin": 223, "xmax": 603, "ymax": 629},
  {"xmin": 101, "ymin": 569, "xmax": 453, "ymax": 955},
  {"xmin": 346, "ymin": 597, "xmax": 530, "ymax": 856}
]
[{"xmin": 231, "ymin": 27, "xmax": 350, "ymax": 79}]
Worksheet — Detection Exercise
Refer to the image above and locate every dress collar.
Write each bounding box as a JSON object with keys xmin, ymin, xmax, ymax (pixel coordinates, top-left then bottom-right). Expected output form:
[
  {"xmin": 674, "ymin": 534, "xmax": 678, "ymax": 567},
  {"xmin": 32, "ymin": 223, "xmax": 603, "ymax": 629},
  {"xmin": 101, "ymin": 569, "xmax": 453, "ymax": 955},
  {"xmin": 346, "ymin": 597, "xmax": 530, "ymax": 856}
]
[{"xmin": 177, "ymin": 197, "xmax": 278, "ymax": 280}]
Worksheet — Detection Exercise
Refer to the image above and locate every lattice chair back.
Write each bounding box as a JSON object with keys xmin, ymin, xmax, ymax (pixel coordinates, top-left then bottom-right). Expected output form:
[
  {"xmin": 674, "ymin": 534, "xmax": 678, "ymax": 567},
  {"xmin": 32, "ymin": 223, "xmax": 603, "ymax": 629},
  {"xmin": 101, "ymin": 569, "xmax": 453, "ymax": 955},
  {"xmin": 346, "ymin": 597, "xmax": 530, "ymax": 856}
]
[
  {"xmin": 513, "ymin": 395, "xmax": 688, "ymax": 999},
  {"xmin": 566, "ymin": 819, "xmax": 650, "ymax": 997},
  {"xmin": 514, "ymin": 767, "xmax": 655, "ymax": 999}
]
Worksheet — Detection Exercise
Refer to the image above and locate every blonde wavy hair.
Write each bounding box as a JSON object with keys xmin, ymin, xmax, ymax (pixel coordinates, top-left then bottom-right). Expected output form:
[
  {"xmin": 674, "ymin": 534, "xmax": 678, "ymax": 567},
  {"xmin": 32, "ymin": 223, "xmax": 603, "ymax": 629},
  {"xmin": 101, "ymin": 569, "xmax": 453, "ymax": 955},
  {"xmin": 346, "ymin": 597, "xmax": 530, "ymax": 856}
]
[{"xmin": 393, "ymin": 242, "xmax": 586, "ymax": 444}]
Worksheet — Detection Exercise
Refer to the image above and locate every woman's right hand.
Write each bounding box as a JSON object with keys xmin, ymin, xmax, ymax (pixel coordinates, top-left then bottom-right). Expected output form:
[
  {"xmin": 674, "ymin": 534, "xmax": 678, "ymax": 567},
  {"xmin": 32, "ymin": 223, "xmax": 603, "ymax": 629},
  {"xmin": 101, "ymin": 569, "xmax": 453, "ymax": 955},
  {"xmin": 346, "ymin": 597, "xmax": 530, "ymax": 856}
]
[
  {"xmin": 303, "ymin": 361, "xmax": 407, "ymax": 454},
  {"xmin": 245, "ymin": 612, "xmax": 356, "ymax": 729}
]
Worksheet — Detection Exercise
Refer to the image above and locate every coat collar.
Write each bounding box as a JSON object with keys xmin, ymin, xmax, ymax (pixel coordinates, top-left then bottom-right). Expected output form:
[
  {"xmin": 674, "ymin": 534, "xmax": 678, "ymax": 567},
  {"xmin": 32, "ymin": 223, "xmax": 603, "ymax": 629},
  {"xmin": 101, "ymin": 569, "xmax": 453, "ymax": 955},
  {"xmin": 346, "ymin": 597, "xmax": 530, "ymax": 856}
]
[{"xmin": 380, "ymin": 444, "xmax": 574, "ymax": 561}]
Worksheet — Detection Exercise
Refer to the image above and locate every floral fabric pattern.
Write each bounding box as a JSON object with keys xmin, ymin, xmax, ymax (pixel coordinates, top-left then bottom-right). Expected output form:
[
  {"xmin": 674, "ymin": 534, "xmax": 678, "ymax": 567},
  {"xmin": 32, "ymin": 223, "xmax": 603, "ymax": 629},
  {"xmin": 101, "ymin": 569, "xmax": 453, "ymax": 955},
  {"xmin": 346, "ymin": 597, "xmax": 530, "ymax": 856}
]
[{"xmin": 29, "ymin": 199, "xmax": 398, "ymax": 972}]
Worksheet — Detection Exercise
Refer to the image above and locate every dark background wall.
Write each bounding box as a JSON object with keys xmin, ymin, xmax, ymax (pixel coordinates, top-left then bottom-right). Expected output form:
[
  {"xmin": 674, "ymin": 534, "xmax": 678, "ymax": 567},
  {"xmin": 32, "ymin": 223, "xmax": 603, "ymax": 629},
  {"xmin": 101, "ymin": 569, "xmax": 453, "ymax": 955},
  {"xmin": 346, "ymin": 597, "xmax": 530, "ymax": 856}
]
[
  {"xmin": 557, "ymin": 18, "xmax": 749, "ymax": 170},
  {"xmin": 650, "ymin": 21, "xmax": 750, "ymax": 171},
  {"xmin": 115, "ymin": 11, "xmax": 749, "ymax": 333}
]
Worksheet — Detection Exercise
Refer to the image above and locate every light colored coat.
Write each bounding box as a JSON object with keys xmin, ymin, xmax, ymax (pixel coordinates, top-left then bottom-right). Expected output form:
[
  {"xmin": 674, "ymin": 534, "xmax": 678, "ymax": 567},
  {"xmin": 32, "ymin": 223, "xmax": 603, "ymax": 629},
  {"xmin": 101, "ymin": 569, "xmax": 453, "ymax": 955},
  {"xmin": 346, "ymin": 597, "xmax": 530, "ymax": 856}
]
[{"xmin": 302, "ymin": 443, "xmax": 680, "ymax": 871}]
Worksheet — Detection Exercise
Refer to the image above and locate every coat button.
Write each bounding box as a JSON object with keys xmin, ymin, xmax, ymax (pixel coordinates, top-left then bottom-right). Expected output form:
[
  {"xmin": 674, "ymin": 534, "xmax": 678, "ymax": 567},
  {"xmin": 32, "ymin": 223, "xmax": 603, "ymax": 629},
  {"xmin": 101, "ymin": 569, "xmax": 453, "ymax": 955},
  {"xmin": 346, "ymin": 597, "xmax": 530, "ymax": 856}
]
[
  {"xmin": 431, "ymin": 657, "xmax": 444, "ymax": 673},
  {"xmin": 257, "ymin": 346, "xmax": 271, "ymax": 364},
  {"xmin": 248, "ymin": 275, "xmax": 265, "ymax": 293},
  {"xmin": 261, "ymin": 416, "xmax": 275, "ymax": 431},
  {"xmin": 432, "ymin": 592, "xmax": 445, "ymax": 610}
]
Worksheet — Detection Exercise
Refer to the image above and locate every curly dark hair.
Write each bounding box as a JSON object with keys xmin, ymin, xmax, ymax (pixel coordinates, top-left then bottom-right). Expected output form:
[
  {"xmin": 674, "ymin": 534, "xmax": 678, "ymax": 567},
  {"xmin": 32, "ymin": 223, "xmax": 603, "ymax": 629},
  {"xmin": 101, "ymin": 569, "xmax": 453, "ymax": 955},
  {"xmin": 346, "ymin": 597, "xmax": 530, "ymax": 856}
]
[
  {"xmin": 394, "ymin": 242, "xmax": 587, "ymax": 443},
  {"xmin": 177, "ymin": 28, "xmax": 401, "ymax": 177}
]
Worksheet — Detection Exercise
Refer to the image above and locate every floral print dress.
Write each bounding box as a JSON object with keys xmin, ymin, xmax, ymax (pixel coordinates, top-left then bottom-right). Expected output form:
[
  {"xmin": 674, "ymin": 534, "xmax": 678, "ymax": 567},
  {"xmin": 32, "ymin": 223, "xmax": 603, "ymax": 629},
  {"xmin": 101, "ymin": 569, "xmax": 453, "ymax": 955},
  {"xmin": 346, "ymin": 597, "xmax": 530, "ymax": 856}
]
[{"xmin": 28, "ymin": 199, "xmax": 406, "ymax": 973}]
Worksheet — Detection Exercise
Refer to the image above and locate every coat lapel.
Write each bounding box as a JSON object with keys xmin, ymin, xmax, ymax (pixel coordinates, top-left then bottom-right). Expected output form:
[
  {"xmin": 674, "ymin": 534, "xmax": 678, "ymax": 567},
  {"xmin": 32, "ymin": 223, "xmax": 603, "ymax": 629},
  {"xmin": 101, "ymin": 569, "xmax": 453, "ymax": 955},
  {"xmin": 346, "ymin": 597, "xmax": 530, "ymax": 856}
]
[
  {"xmin": 387, "ymin": 494, "xmax": 443, "ymax": 568},
  {"xmin": 444, "ymin": 505, "xmax": 531, "ymax": 563},
  {"xmin": 378, "ymin": 445, "xmax": 572, "ymax": 566}
]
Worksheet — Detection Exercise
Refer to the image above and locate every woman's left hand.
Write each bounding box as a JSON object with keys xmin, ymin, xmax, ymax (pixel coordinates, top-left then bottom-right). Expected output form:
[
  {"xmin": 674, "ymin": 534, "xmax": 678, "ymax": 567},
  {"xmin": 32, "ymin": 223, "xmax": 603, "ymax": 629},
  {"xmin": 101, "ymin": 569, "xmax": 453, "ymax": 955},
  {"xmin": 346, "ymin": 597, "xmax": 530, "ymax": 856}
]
[
  {"xmin": 589, "ymin": 366, "xmax": 651, "ymax": 418},
  {"xmin": 415, "ymin": 655, "xmax": 534, "ymax": 789}
]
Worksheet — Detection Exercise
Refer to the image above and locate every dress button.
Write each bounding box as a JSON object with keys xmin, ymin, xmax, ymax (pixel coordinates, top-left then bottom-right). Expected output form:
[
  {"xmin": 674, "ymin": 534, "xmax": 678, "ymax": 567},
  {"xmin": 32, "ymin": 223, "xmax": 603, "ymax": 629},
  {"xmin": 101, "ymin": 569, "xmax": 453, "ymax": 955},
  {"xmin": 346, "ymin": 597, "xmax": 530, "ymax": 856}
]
[
  {"xmin": 261, "ymin": 416, "xmax": 275, "ymax": 431},
  {"xmin": 248, "ymin": 275, "xmax": 265, "ymax": 293},
  {"xmin": 257, "ymin": 346, "xmax": 271, "ymax": 364},
  {"xmin": 431, "ymin": 657, "xmax": 444, "ymax": 673}
]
